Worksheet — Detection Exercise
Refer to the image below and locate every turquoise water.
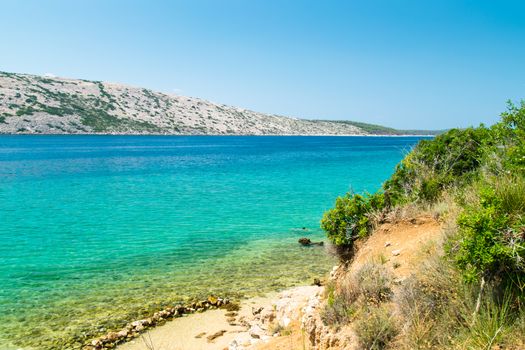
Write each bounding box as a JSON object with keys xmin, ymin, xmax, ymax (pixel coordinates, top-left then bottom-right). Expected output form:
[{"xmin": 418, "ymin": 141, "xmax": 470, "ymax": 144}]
[{"xmin": 0, "ymin": 136, "xmax": 423, "ymax": 349}]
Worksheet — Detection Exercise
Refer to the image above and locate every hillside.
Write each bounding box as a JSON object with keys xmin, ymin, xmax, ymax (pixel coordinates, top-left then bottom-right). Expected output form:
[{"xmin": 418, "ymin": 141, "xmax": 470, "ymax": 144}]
[
  {"xmin": 315, "ymin": 100, "xmax": 525, "ymax": 349},
  {"xmin": 0, "ymin": 71, "xmax": 430, "ymax": 136},
  {"xmin": 317, "ymin": 120, "xmax": 444, "ymax": 136}
]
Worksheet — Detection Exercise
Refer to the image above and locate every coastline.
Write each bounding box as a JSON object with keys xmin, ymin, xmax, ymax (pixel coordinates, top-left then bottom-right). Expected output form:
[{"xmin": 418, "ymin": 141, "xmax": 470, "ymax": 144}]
[
  {"xmin": 115, "ymin": 284, "xmax": 325, "ymax": 350},
  {"xmin": 0, "ymin": 133, "xmax": 435, "ymax": 137}
]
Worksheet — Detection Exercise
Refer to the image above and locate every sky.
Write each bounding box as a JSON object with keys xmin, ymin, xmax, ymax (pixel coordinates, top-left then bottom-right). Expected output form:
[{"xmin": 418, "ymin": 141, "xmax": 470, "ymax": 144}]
[{"xmin": 1, "ymin": 0, "xmax": 524, "ymax": 130}]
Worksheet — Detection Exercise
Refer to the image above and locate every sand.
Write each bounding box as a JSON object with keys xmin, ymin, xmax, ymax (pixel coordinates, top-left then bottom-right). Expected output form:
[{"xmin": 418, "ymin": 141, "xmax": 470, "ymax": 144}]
[
  {"xmin": 116, "ymin": 285, "xmax": 323, "ymax": 350},
  {"xmin": 116, "ymin": 294, "xmax": 277, "ymax": 350}
]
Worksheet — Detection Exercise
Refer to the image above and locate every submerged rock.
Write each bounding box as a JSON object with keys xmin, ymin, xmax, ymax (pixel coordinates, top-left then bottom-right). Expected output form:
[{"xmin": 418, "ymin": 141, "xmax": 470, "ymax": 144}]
[
  {"xmin": 298, "ymin": 238, "xmax": 324, "ymax": 246},
  {"xmin": 298, "ymin": 237, "xmax": 312, "ymax": 245}
]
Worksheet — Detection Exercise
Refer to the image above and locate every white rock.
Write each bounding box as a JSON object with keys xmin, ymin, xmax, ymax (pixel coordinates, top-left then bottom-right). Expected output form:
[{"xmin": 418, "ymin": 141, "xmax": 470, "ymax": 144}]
[
  {"xmin": 330, "ymin": 265, "xmax": 339, "ymax": 277},
  {"xmin": 249, "ymin": 324, "xmax": 265, "ymax": 339},
  {"xmin": 392, "ymin": 249, "xmax": 401, "ymax": 256},
  {"xmin": 228, "ymin": 340, "xmax": 245, "ymax": 350},
  {"xmin": 280, "ymin": 316, "xmax": 291, "ymax": 328}
]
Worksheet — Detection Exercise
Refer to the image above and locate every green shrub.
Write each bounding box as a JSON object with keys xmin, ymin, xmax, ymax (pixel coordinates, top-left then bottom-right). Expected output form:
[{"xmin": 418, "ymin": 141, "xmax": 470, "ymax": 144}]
[
  {"xmin": 454, "ymin": 180, "xmax": 525, "ymax": 284},
  {"xmin": 321, "ymin": 192, "xmax": 384, "ymax": 248},
  {"xmin": 492, "ymin": 100, "xmax": 525, "ymax": 171},
  {"xmin": 16, "ymin": 106, "xmax": 34, "ymax": 116},
  {"xmin": 420, "ymin": 176, "xmax": 442, "ymax": 202},
  {"xmin": 384, "ymin": 127, "xmax": 492, "ymax": 207}
]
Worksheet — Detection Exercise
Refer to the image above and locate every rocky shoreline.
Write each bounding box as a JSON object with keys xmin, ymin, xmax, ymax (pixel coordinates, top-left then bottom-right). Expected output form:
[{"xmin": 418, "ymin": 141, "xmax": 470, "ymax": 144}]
[
  {"xmin": 86, "ymin": 296, "xmax": 231, "ymax": 349},
  {"xmin": 115, "ymin": 283, "xmax": 332, "ymax": 350}
]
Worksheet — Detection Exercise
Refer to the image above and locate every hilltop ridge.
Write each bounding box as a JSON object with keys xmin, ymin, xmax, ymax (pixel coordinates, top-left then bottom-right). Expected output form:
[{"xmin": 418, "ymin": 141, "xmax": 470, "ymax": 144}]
[{"xmin": 0, "ymin": 71, "xmax": 435, "ymax": 136}]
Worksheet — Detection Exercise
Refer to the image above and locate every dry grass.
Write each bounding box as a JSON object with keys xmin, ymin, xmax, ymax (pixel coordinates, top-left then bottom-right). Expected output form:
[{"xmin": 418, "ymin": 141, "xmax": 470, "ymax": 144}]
[
  {"xmin": 395, "ymin": 251, "xmax": 525, "ymax": 350},
  {"xmin": 353, "ymin": 262, "xmax": 393, "ymax": 304},
  {"xmin": 493, "ymin": 174, "xmax": 525, "ymax": 219},
  {"xmin": 396, "ymin": 255, "xmax": 468, "ymax": 349},
  {"xmin": 354, "ymin": 304, "xmax": 399, "ymax": 350},
  {"xmin": 321, "ymin": 261, "xmax": 394, "ymax": 341},
  {"xmin": 320, "ymin": 281, "xmax": 356, "ymax": 326}
]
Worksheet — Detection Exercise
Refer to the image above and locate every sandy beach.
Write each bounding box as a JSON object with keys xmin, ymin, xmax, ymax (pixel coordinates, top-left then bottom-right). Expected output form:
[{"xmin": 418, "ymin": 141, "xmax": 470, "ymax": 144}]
[{"xmin": 117, "ymin": 286, "xmax": 323, "ymax": 350}]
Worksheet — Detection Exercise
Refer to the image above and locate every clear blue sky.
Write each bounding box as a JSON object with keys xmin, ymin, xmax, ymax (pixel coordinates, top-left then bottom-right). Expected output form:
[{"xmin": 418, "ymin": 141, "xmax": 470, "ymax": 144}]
[{"xmin": 1, "ymin": 0, "xmax": 524, "ymax": 129}]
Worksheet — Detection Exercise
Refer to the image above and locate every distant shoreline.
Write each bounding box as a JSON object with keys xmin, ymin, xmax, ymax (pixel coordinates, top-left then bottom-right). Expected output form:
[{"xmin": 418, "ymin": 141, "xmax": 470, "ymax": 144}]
[{"xmin": 0, "ymin": 133, "xmax": 436, "ymax": 137}]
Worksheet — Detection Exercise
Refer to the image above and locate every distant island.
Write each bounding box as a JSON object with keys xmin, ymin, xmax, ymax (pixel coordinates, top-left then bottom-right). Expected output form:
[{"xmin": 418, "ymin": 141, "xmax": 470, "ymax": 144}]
[{"xmin": 0, "ymin": 71, "xmax": 440, "ymax": 136}]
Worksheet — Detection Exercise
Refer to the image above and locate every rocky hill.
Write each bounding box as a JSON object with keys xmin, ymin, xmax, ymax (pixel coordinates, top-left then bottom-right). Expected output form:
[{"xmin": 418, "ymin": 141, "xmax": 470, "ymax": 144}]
[{"xmin": 0, "ymin": 71, "xmax": 429, "ymax": 136}]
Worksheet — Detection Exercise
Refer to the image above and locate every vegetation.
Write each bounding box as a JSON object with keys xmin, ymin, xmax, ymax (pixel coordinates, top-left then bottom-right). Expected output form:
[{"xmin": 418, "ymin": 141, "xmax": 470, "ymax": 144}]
[
  {"xmin": 317, "ymin": 119, "xmax": 444, "ymax": 135},
  {"xmin": 4, "ymin": 78, "xmax": 161, "ymax": 133},
  {"xmin": 321, "ymin": 100, "xmax": 525, "ymax": 348},
  {"xmin": 321, "ymin": 192, "xmax": 384, "ymax": 248},
  {"xmin": 322, "ymin": 262, "xmax": 393, "ymax": 327},
  {"xmin": 354, "ymin": 305, "xmax": 399, "ymax": 350}
]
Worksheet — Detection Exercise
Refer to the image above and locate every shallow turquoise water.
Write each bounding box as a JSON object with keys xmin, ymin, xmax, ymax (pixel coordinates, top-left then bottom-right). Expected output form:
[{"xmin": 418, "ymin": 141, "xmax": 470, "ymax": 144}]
[{"xmin": 0, "ymin": 136, "xmax": 423, "ymax": 349}]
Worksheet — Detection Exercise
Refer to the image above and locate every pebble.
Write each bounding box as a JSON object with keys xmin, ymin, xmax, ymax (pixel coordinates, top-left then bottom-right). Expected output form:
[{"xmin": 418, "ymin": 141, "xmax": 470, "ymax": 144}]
[{"xmin": 207, "ymin": 330, "xmax": 227, "ymax": 342}]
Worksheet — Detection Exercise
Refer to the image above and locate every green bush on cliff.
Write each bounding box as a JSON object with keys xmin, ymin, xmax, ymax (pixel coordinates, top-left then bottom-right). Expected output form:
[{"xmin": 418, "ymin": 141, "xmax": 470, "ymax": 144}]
[
  {"xmin": 383, "ymin": 126, "xmax": 492, "ymax": 207},
  {"xmin": 322, "ymin": 100, "xmax": 525, "ymax": 291},
  {"xmin": 454, "ymin": 176, "xmax": 525, "ymax": 285},
  {"xmin": 492, "ymin": 100, "xmax": 525, "ymax": 172},
  {"xmin": 321, "ymin": 192, "xmax": 384, "ymax": 247},
  {"xmin": 322, "ymin": 125, "xmax": 493, "ymax": 248}
]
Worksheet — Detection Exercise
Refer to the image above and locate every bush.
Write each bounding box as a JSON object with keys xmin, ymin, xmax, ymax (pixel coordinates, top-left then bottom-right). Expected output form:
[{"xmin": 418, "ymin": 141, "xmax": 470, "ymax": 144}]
[
  {"xmin": 492, "ymin": 100, "xmax": 525, "ymax": 172},
  {"xmin": 16, "ymin": 106, "xmax": 34, "ymax": 116},
  {"xmin": 383, "ymin": 127, "xmax": 492, "ymax": 207},
  {"xmin": 321, "ymin": 192, "xmax": 384, "ymax": 249},
  {"xmin": 454, "ymin": 179, "xmax": 525, "ymax": 284}
]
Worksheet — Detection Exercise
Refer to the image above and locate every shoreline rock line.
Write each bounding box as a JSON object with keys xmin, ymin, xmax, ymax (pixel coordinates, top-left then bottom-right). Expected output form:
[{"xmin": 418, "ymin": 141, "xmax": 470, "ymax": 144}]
[{"xmin": 85, "ymin": 296, "xmax": 230, "ymax": 349}]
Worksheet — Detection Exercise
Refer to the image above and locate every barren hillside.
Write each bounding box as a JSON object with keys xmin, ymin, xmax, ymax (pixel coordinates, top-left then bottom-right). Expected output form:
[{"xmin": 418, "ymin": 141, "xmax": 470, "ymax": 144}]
[{"xmin": 0, "ymin": 71, "xmax": 371, "ymax": 135}]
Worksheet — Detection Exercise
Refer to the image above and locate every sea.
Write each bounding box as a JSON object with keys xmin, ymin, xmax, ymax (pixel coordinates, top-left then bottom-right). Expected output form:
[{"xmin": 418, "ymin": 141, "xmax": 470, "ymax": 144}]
[{"xmin": 0, "ymin": 135, "xmax": 425, "ymax": 349}]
